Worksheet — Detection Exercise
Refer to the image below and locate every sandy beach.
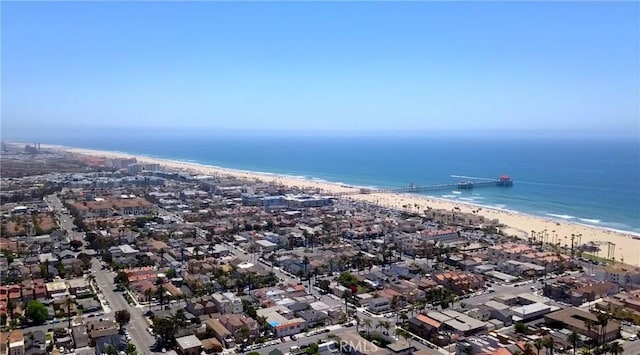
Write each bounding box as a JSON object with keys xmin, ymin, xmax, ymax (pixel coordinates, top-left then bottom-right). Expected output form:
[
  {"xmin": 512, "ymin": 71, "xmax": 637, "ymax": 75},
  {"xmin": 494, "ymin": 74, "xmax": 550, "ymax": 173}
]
[{"xmin": 59, "ymin": 146, "xmax": 640, "ymax": 267}]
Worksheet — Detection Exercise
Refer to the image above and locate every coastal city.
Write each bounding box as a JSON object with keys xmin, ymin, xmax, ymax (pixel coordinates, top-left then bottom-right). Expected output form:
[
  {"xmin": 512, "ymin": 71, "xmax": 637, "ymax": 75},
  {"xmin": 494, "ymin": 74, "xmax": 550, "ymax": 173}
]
[{"xmin": 1, "ymin": 144, "xmax": 639, "ymax": 355}]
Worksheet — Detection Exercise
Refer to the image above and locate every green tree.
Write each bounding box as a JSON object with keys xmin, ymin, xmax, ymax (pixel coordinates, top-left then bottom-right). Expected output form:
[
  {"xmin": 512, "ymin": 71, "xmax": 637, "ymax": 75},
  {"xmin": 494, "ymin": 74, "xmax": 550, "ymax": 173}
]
[
  {"xmin": 127, "ymin": 342, "xmax": 137, "ymax": 355},
  {"xmin": 114, "ymin": 271, "xmax": 129, "ymax": 286},
  {"xmin": 25, "ymin": 300, "xmax": 48, "ymax": 324},
  {"xmin": 115, "ymin": 309, "xmax": 131, "ymax": 331},
  {"xmin": 515, "ymin": 322, "xmax": 529, "ymax": 334},
  {"xmin": 542, "ymin": 336, "xmax": 555, "ymax": 355},
  {"xmin": 362, "ymin": 318, "xmax": 372, "ymax": 335},
  {"xmin": 69, "ymin": 240, "xmax": 83, "ymax": 251},
  {"xmin": 523, "ymin": 343, "xmax": 536, "ymax": 355},
  {"xmin": 608, "ymin": 341, "xmax": 624, "ymax": 355},
  {"xmin": 103, "ymin": 345, "xmax": 117, "ymax": 355},
  {"xmin": 566, "ymin": 331, "xmax": 579, "ymax": 355},
  {"xmin": 172, "ymin": 309, "xmax": 187, "ymax": 328},
  {"xmin": 337, "ymin": 272, "xmax": 358, "ymax": 288},
  {"xmin": 236, "ymin": 325, "xmax": 250, "ymax": 343},
  {"xmin": 153, "ymin": 317, "xmax": 177, "ymax": 345},
  {"xmin": 533, "ymin": 338, "xmax": 543, "ymax": 355},
  {"xmin": 65, "ymin": 297, "xmax": 74, "ymax": 329},
  {"xmin": 77, "ymin": 253, "xmax": 92, "ymax": 270},
  {"xmin": 165, "ymin": 268, "xmax": 177, "ymax": 279}
]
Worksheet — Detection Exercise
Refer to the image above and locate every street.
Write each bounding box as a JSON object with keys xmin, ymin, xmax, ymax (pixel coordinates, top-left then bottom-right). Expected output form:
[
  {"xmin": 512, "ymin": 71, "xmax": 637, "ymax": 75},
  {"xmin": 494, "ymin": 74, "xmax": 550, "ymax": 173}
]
[
  {"xmin": 90, "ymin": 258, "xmax": 158, "ymax": 354},
  {"xmin": 45, "ymin": 194, "xmax": 158, "ymax": 354}
]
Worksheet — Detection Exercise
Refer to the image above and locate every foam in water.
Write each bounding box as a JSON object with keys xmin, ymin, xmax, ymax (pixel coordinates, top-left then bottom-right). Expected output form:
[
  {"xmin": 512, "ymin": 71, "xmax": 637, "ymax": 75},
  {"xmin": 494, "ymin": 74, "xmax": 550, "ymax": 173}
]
[
  {"xmin": 579, "ymin": 218, "xmax": 601, "ymax": 224},
  {"xmin": 452, "ymin": 191, "xmax": 462, "ymax": 194},
  {"xmin": 546, "ymin": 213, "xmax": 576, "ymax": 220}
]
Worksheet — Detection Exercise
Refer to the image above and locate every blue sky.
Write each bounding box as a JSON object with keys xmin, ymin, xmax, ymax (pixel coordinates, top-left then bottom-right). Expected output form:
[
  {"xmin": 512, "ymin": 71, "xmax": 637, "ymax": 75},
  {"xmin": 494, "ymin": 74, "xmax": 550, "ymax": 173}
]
[{"xmin": 2, "ymin": 1, "xmax": 639, "ymax": 137}]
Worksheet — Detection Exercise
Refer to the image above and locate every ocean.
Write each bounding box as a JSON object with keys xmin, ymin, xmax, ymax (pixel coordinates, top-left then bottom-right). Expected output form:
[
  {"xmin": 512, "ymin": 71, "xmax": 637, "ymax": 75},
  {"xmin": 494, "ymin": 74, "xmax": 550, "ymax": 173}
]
[{"xmin": 25, "ymin": 133, "xmax": 640, "ymax": 234}]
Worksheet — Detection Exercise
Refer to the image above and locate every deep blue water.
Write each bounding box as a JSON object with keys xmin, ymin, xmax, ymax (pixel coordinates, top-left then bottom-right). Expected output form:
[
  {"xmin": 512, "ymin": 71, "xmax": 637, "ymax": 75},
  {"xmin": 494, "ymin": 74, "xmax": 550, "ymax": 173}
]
[{"xmin": 17, "ymin": 134, "xmax": 640, "ymax": 233}]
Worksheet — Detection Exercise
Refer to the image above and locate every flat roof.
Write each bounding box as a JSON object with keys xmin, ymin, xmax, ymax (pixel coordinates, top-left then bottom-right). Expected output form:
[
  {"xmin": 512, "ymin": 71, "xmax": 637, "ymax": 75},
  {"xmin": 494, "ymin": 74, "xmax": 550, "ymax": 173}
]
[
  {"xmin": 176, "ymin": 335, "xmax": 202, "ymax": 349},
  {"xmin": 484, "ymin": 300, "xmax": 509, "ymax": 310},
  {"xmin": 511, "ymin": 303, "xmax": 551, "ymax": 316}
]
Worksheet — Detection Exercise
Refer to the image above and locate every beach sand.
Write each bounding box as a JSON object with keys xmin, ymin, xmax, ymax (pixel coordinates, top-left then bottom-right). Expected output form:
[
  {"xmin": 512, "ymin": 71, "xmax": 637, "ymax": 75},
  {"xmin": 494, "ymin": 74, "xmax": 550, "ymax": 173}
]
[{"xmin": 59, "ymin": 146, "xmax": 640, "ymax": 267}]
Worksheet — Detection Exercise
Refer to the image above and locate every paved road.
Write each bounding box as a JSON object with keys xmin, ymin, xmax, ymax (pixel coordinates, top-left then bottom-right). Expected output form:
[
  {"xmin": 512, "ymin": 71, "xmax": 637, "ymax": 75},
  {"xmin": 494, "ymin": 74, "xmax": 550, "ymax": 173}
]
[
  {"xmin": 91, "ymin": 258, "xmax": 158, "ymax": 354},
  {"xmin": 254, "ymin": 327, "xmax": 353, "ymax": 354},
  {"xmin": 623, "ymin": 339, "xmax": 640, "ymax": 354},
  {"xmin": 44, "ymin": 194, "xmax": 83, "ymax": 242}
]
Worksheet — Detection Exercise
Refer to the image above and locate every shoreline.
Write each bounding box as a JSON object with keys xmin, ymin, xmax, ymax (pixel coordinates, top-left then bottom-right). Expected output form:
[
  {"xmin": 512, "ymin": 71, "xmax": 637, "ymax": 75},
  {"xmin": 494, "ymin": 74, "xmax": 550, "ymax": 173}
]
[{"xmin": 24, "ymin": 143, "xmax": 640, "ymax": 266}]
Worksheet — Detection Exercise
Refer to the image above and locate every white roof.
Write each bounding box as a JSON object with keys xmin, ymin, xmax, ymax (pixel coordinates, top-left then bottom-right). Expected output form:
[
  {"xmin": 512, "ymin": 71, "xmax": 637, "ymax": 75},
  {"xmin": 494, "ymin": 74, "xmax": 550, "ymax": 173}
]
[{"xmin": 176, "ymin": 335, "xmax": 202, "ymax": 349}]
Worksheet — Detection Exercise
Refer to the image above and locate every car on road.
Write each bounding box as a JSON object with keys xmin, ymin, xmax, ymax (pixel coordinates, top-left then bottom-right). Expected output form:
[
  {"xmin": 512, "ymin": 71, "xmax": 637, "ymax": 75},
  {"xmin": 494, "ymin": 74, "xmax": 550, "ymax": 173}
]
[{"xmin": 290, "ymin": 335, "xmax": 297, "ymax": 341}]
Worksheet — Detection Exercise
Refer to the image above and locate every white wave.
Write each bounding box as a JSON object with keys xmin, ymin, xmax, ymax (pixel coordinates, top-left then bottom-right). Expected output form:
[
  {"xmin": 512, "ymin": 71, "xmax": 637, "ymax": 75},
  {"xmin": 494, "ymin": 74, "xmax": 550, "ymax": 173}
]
[
  {"xmin": 450, "ymin": 174, "xmax": 495, "ymax": 181},
  {"xmin": 546, "ymin": 213, "xmax": 576, "ymax": 220},
  {"xmin": 579, "ymin": 218, "xmax": 601, "ymax": 224},
  {"xmin": 452, "ymin": 191, "xmax": 462, "ymax": 194},
  {"xmin": 441, "ymin": 194, "xmax": 458, "ymax": 198}
]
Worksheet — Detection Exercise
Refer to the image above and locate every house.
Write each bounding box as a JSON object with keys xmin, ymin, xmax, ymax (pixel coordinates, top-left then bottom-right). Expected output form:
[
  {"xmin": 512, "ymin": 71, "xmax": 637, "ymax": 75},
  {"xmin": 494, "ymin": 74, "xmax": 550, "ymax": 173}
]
[
  {"xmin": 176, "ymin": 335, "xmax": 202, "ymax": 355},
  {"xmin": 186, "ymin": 296, "xmax": 217, "ymax": 316},
  {"xmin": 297, "ymin": 310, "xmax": 327, "ymax": 329},
  {"xmin": 61, "ymin": 259, "xmax": 83, "ymax": 276},
  {"xmin": 86, "ymin": 319, "xmax": 119, "ymax": 345},
  {"xmin": 94, "ymin": 334, "xmax": 127, "ymax": 355},
  {"xmin": 66, "ymin": 278, "xmax": 91, "ymax": 297},
  {"xmin": 201, "ymin": 338, "xmax": 224, "ymax": 354},
  {"xmin": 72, "ymin": 325, "xmax": 89, "ymax": 348},
  {"xmin": 426, "ymin": 310, "xmax": 486, "ymax": 336},
  {"xmin": 218, "ymin": 314, "xmax": 259, "ymax": 343},
  {"xmin": 24, "ymin": 330, "xmax": 46, "ymax": 355},
  {"xmin": 45, "ymin": 281, "xmax": 69, "ymax": 298},
  {"xmin": 21, "ymin": 279, "xmax": 47, "ymax": 301},
  {"xmin": 109, "ymin": 245, "xmax": 140, "ymax": 259},
  {"xmin": 212, "ymin": 293, "xmax": 243, "ymax": 314},
  {"xmin": 408, "ymin": 314, "xmax": 441, "ymax": 340},
  {"xmin": 8, "ymin": 330, "xmax": 25, "ymax": 355},
  {"xmin": 204, "ymin": 318, "xmax": 235, "ymax": 348},
  {"xmin": 257, "ymin": 306, "xmax": 306, "ymax": 337},
  {"xmin": 367, "ymin": 297, "xmax": 390, "ymax": 313}
]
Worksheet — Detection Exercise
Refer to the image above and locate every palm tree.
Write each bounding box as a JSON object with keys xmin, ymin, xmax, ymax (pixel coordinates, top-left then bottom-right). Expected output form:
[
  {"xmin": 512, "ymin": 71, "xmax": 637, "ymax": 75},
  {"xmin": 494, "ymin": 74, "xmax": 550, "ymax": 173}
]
[
  {"xmin": 362, "ymin": 318, "xmax": 372, "ymax": 336},
  {"xmin": 523, "ymin": 343, "xmax": 536, "ymax": 355},
  {"xmin": 585, "ymin": 319, "xmax": 596, "ymax": 342},
  {"xmin": 379, "ymin": 320, "xmax": 391, "ymax": 336},
  {"xmin": 342, "ymin": 289, "xmax": 352, "ymax": 315},
  {"xmin": 399, "ymin": 311, "xmax": 408, "ymax": 325},
  {"xmin": 533, "ymin": 338, "xmax": 543, "ymax": 355},
  {"xmin": 6, "ymin": 299, "xmax": 15, "ymax": 329},
  {"xmin": 595, "ymin": 312, "xmax": 609, "ymax": 344},
  {"xmin": 65, "ymin": 297, "xmax": 74, "ymax": 329},
  {"xmin": 302, "ymin": 256, "xmax": 310, "ymax": 276},
  {"xmin": 567, "ymin": 331, "xmax": 579, "ymax": 355},
  {"xmin": 542, "ymin": 336, "xmax": 555, "ymax": 355},
  {"xmin": 608, "ymin": 341, "xmax": 624, "ymax": 355}
]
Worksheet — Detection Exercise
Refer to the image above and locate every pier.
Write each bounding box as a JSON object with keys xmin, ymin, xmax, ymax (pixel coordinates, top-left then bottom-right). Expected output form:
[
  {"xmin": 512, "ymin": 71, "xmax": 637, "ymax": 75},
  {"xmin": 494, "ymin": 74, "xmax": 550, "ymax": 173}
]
[{"xmin": 336, "ymin": 175, "xmax": 513, "ymax": 196}]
